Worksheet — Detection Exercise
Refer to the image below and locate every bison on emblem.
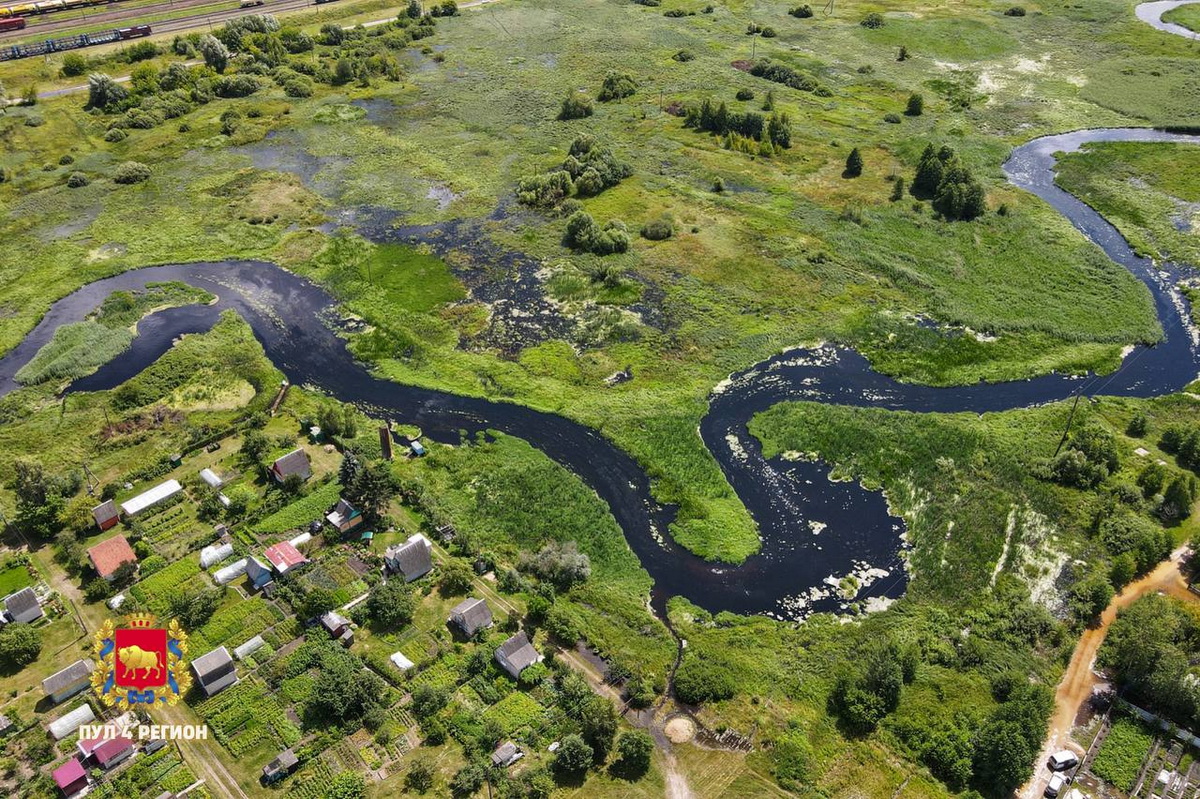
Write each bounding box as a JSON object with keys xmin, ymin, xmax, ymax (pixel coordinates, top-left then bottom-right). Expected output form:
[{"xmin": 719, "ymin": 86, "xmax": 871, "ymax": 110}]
[{"xmin": 117, "ymin": 645, "xmax": 164, "ymax": 682}]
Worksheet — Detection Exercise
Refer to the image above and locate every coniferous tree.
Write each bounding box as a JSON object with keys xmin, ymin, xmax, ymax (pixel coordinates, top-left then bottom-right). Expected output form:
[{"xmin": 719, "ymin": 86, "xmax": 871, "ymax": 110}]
[
  {"xmin": 845, "ymin": 147, "xmax": 863, "ymax": 178},
  {"xmin": 911, "ymin": 143, "xmax": 944, "ymax": 197}
]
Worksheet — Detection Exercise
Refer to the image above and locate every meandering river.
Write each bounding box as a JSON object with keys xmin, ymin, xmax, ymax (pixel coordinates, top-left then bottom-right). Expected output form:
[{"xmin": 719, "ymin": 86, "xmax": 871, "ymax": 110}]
[{"xmin": 1, "ymin": 128, "xmax": 1196, "ymax": 620}]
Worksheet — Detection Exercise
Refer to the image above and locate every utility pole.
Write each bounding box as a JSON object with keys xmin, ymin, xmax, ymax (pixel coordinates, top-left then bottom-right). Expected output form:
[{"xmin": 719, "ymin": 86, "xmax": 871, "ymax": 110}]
[{"xmin": 1053, "ymin": 392, "xmax": 1084, "ymax": 457}]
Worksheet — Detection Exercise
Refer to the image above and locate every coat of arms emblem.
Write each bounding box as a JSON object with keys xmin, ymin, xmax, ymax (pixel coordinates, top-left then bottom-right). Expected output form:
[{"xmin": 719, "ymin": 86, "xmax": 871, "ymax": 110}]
[{"xmin": 92, "ymin": 613, "xmax": 192, "ymax": 709}]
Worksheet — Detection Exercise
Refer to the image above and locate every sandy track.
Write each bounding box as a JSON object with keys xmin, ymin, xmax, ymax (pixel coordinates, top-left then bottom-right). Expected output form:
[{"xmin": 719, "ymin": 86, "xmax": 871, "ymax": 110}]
[{"xmin": 1021, "ymin": 546, "xmax": 1194, "ymax": 799}]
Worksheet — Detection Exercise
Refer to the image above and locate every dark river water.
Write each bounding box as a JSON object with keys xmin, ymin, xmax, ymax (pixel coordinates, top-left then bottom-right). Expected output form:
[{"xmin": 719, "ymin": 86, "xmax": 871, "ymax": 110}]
[{"xmin": 0, "ymin": 129, "xmax": 1197, "ymax": 619}]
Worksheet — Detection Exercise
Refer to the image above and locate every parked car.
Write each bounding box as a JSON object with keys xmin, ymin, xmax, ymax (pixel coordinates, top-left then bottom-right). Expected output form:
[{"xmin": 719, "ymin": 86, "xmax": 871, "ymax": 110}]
[
  {"xmin": 1049, "ymin": 750, "xmax": 1079, "ymax": 771},
  {"xmin": 1044, "ymin": 773, "xmax": 1069, "ymax": 798}
]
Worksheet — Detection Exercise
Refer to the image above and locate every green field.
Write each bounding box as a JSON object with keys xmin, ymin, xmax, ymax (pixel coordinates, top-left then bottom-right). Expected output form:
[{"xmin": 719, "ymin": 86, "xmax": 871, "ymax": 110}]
[{"xmin": 1092, "ymin": 716, "xmax": 1156, "ymax": 791}]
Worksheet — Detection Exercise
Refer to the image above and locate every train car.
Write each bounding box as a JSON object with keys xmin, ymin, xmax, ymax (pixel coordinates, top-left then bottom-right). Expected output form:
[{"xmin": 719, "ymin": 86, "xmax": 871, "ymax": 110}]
[
  {"xmin": 314, "ymin": 0, "xmax": 341, "ymax": 5},
  {"xmin": 117, "ymin": 23, "xmax": 149, "ymax": 38},
  {"xmin": 0, "ymin": 0, "xmax": 111, "ymax": 18},
  {"xmin": 1, "ymin": 3, "xmax": 38, "ymax": 17},
  {"xmin": 0, "ymin": 15, "xmax": 24, "ymax": 29}
]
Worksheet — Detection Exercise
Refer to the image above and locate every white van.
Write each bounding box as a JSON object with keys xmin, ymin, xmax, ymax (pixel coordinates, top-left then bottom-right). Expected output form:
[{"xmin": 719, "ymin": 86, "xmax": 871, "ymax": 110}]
[
  {"xmin": 1044, "ymin": 773, "xmax": 1068, "ymax": 798},
  {"xmin": 1048, "ymin": 750, "xmax": 1079, "ymax": 771}
]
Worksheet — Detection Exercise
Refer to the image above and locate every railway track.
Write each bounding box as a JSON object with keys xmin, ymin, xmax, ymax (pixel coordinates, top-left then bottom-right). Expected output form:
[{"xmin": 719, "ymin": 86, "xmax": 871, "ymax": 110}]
[{"xmin": 0, "ymin": 0, "xmax": 315, "ymax": 41}]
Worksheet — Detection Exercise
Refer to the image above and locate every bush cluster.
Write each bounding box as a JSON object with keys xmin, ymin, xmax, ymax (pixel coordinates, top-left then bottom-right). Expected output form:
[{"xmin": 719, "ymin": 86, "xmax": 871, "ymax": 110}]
[
  {"xmin": 517, "ymin": 135, "xmax": 632, "ymax": 209},
  {"xmin": 558, "ymin": 91, "xmax": 594, "ymax": 120},
  {"xmin": 748, "ymin": 58, "xmax": 830, "ymax": 95},
  {"xmin": 597, "ymin": 71, "xmax": 637, "ymax": 101},
  {"xmin": 564, "ymin": 212, "xmax": 630, "ymax": 255}
]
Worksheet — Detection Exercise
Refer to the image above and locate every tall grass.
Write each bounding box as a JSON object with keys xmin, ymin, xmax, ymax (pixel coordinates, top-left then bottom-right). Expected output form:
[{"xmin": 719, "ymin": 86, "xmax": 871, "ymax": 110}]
[{"xmin": 14, "ymin": 321, "xmax": 133, "ymax": 386}]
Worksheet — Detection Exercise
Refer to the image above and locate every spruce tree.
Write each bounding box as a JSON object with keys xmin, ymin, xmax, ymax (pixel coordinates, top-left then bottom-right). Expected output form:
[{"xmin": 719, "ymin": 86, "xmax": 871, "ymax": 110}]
[
  {"xmin": 845, "ymin": 147, "xmax": 863, "ymax": 178},
  {"xmin": 910, "ymin": 143, "xmax": 944, "ymax": 198}
]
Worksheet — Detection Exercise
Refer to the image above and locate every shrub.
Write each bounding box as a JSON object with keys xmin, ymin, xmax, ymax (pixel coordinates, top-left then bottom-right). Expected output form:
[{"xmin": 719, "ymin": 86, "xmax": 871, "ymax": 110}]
[
  {"xmin": 897, "ymin": 45, "xmax": 909, "ymax": 61},
  {"xmin": 113, "ymin": 161, "xmax": 151, "ymax": 184},
  {"xmin": 122, "ymin": 41, "xmax": 159, "ymax": 62},
  {"xmin": 906, "ymin": 93, "xmax": 924, "ymax": 116},
  {"xmin": 735, "ymin": 87, "xmax": 755, "ymax": 101},
  {"xmin": 761, "ymin": 26, "xmax": 777, "ymax": 37},
  {"xmin": 861, "ymin": 12, "xmax": 885, "ymax": 28},
  {"xmin": 789, "ymin": 5, "xmax": 813, "ymax": 18},
  {"xmin": 104, "ymin": 128, "xmax": 129, "ymax": 143},
  {"xmin": 749, "ymin": 59, "xmax": 819, "ymax": 92},
  {"xmin": 558, "ymin": 92, "xmax": 594, "ymax": 121},
  {"xmin": 23, "ymin": 115, "xmax": 44, "ymax": 127},
  {"xmin": 640, "ymin": 217, "xmax": 674, "ymax": 240},
  {"xmin": 674, "ymin": 657, "xmax": 735, "ymax": 704},
  {"xmin": 0, "ymin": 625, "xmax": 40, "ymax": 669},
  {"xmin": 123, "ymin": 108, "xmax": 163, "ymax": 129},
  {"xmin": 283, "ymin": 77, "xmax": 313, "ymax": 97},
  {"xmin": 632, "ymin": 0, "xmax": 661, "ymax": 5},
  {"xmin": 1004, "ymin": 6, "xmax": 1027, "ymax": 16},
  {"xmin": 563, "ymin": 212, "xmax": 630, "ymax": 255},
  {"xmin": 884, "ymin": 112, "xmax": 901, "ymax": 124},
  {"xmin": 672, "ymin": 49, "xmax": 695, "ymax": 62},
  {"xmin": 213, "ymin": 75, "xmax": 260, "ymax": 98},
  {"xmin": 598, "ymin": 71, "xmax": 637, "ymax": 102},
  {"xmin": 66, "ymin": 172, "xmax": 89, "ymax": 188},
  {"xmin": 61, "ymin": 53, "xmax": 88, "ymax": 78}
]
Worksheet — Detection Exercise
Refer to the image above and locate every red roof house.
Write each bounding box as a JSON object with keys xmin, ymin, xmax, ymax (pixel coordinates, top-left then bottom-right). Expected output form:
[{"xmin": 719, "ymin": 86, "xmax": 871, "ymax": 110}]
[
  {"xmin": 91, "ymin": 736, "xmax": 134, "ymax": 769},
  {"xmin": 263, "ymin": 541, "xmax": 307, "ymax": 574},
  {"xmin": 87, "ymin": 536, "xmax": 137, "ymax": 581},
  {"xmin": 52, "ymin": 758, "xmax": 87, "ymax": 796}
]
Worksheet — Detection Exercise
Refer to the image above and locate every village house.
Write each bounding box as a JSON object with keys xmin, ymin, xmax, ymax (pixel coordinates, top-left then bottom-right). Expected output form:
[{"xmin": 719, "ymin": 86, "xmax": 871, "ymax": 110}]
[
  {"xmin": 325, "ymin": 498, "xmax": 363, "ymax": 534},
  {"xmin": 4, "ymin": 587, "xmax": 42, "ymax": 624},
  {"xmin": 320, "ymin": 611, "xmax": 353, "ymax": 646},
  {"xmin": 90, "ymin": 499, "xmax": 119, "ymax": 531},
  {"xmin": 262, "ymin": 749, "xmax": 299, "ymax": 783},
  {"xmin": 243, "ymin": 556, "xmax": 274, "ymax": 590},
  {"xmin": 263, "ymin": 541, "xmax": 308, "ymax": 575},
  {"xmin": 449, "ymin": 597, "xmax": 493, "ymax": 638},
  {"xmin": 42, "ymin": 659, "xmax": 95, "ymax": 704},
  {"xmin": 87, "ymin": 536, "xmax": 137, "ymax": 582},
  {"xmin": 191, "ymin": 647, "xmax": 238, "ymax": 697},
  {"xmin": 494, "ymin": 631, "xmax": 541, "ymax": 680},
  {"xmin": 384, "ymin": 534, "xmax": 433, "ymax": 582},
  {"xmin": 79, "ymin": 736, "xmax": 134, "ymax": 770},
  {"xmin": 119, "ymin": 479, "xmax": 182, "ymax": 518},
  {"xmin": 51, "ymin": 758, "xmax": 88, "ymax": 797},
  {"xmin": 491, "ymin": 741, "xmax": 523, "ymax": 768},
  {"xmin": 270, "ymin": 449, "xmax": 312, "ymax": 484}
]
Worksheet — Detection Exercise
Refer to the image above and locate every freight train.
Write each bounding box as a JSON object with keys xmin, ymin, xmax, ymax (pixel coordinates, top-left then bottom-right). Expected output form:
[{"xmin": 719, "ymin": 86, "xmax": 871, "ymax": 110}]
[
  {"xmin": 0, "ymin": 15, "xmax": 26, "ymax": 29},
  {"xmin": 0, "ymin": 0, "xmax": 125, "ymax": 19},
  {"xmin": 0, "ymin": 23, "xmax": 148, "ymax": 60}
]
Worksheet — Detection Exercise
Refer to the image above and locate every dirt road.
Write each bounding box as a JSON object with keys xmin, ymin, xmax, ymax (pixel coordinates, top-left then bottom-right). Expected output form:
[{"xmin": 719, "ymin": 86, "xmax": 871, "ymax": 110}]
[
  {"xmin": 1021, "ymin": 546, "xmax": 1194, "ymax": 799},
  {"xmin": 159, "ymin": 702, "xmax": 251, "ymax": 799}
]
